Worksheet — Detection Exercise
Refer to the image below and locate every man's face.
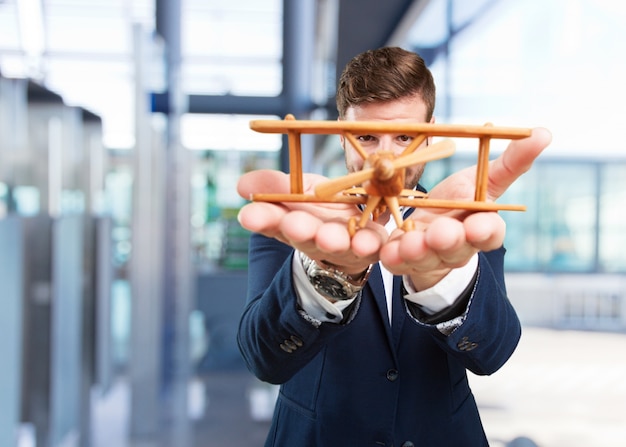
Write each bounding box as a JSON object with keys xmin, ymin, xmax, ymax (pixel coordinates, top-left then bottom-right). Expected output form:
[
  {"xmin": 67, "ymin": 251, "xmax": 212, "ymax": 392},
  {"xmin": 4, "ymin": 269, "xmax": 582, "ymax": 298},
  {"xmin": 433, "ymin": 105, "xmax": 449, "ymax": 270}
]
[{"xmin": 340, "ymin": 94, "xmax": 433, "ymax": 190}]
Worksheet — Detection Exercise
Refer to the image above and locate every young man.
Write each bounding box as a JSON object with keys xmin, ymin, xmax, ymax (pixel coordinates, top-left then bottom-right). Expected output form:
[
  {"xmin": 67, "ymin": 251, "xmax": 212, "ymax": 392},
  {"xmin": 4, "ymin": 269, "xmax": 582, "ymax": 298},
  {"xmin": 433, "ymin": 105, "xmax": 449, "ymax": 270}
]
[{"xmin": 236, "ymin": 47, "xmax": 551, "ymax": 446}]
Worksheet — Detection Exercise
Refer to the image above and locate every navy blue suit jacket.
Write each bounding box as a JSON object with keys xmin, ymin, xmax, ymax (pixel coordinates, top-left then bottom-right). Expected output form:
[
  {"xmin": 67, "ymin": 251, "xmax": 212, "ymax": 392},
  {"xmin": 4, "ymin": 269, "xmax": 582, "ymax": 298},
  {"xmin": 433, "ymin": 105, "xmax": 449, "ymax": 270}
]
[{"xmin": 238, "ymin": 229, "xmax": 521, "ymax": 447}]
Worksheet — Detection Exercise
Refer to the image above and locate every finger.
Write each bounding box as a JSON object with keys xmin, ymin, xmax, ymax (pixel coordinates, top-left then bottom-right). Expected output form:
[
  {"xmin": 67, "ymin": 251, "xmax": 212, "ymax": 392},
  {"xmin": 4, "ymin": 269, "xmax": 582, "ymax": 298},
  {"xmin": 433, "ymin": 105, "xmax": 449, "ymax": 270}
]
[
  {"xmin": 237, "ymin": 202, "xmax": 288, "ymax": 236},
  {"xmin": 463, "ymin": 212, "xmax": 506, "ymax": 252},
  {"xmin": 313, "ymin": 222, "xmax": 383, "ymax": 261},
  {"xmin": 237, "ymin": 169, "xmax": 290, "ymax": 199},
  {"xmin": 488, "ymin": 127, "xmax": 552, "ymax": 200},
  {"xmin": 238, "ymin": 169, "xmax": 331, "ymax": 197},
  {"xmin": 313, "ymin": 221, "xmax": 353, "ymax": 254},
  {"xmin": 301, "ymin": 221, "xmax": 384, "ymax": 273},
  {"xmin": 380, "ymin": 231, "xmax": 430, "ymax": 269},
  {"xmin": 380, "ymin": 231, "xmax": 428, "ymax": 274},
  {"xmin": 423, "ymin": 217, "xmax": 476, "ymax": 267},
  {"xmin": 279, "ymin": 210, "xmax": 323, "ymax": 247},
  {"xmin": 350, "ymin": 224, "xmax": 388, "ymax": 259},
  {"xmin": 382, "ymin": 234, "xmax": 447, "ymax": 277}
]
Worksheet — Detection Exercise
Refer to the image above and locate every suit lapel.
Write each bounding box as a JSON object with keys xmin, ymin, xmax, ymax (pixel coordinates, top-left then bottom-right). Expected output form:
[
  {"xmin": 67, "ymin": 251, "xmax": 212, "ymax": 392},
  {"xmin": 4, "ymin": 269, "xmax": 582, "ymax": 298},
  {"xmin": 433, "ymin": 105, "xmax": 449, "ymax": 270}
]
[
  {"xmin": 366, "ymin": 264, "xmax": 394, "ymax": 339},
  {"xmin": 362, "ymin": 203, "xmax": 420, "ymax": 352},
  {"xmin": 366, "ymin": 263, "xmax": 406, "ymax": 352}
]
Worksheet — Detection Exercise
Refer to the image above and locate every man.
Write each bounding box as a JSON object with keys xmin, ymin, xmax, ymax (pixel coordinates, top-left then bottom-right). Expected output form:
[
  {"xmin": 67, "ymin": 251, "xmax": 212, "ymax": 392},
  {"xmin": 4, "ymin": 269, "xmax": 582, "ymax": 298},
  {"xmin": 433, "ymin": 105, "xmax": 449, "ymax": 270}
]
[{"xmin": 236, "ymin": 47, "xmax": 551, "ymax": 446}]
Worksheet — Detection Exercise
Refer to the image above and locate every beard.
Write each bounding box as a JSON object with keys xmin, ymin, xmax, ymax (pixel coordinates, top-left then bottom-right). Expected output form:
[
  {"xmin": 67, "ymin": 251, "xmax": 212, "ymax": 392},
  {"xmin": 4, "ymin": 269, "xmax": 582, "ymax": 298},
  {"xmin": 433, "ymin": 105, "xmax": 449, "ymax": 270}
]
[{"xmin": 403, "ymin": 164, "xmax": 425, "ymax": 190}]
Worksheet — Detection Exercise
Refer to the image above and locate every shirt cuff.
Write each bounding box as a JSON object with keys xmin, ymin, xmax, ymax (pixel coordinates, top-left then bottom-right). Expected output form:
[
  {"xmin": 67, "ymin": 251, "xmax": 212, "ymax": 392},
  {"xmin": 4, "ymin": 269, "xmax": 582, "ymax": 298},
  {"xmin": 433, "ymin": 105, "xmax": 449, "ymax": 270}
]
[
  {"xmin": 292, "ymin": 252, "xmax": 356, "ymax": 324},
  {"xmin": 402, "ymin": 253, "xmax": 479, "ymax": 314}
]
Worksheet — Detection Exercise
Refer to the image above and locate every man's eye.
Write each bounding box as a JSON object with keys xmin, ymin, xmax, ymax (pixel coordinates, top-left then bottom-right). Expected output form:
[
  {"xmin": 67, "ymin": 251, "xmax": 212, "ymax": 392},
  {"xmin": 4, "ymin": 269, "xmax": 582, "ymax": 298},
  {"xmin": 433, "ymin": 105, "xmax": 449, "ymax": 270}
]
[
  {"xmin": 357, "ymin": 135, "xmax": 374, "ymax": 142},
  {"xmin": 397, "ymin": 135, "xmax": 413, "ymax": 143}
]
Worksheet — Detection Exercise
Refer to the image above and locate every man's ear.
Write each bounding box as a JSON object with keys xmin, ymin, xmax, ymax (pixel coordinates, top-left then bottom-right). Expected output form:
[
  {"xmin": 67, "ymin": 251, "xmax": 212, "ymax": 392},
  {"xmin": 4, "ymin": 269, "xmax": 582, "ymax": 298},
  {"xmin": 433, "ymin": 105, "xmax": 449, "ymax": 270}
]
[
  {"xmin": 338, "ymin": 117, "xmax": 345, "ymax": 149},
  {"xmin": 427, "ymin": 115, "xmax": 435, "ymax": 146}
]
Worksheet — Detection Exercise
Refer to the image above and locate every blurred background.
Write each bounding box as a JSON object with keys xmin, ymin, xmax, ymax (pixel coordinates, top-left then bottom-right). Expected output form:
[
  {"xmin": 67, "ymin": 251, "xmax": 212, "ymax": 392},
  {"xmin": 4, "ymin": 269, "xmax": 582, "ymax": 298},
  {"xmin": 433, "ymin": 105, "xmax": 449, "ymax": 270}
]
[{"xmin": 1, "ymin": 0, "xmax": 625, "ymax": 446}]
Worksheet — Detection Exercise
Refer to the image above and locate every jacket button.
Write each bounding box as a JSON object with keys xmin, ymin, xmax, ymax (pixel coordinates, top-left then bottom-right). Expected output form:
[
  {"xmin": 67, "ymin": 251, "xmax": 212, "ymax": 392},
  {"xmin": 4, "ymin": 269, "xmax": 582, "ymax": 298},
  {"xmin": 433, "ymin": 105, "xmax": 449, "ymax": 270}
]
[
  {"xmin": 280, "ymin": 335, "xmax": 303, "ymax": 353},
  {"xmin": 284, "ymin": 339, "xmax": 298, "ymax": 350},
  {"xmin": 457, "ymin": 336, "xmax": 478, "ymax": 351},
  {"xmin": 402, "ymin": 442, "xmax": 415, "ymax": 447},
  {"xmin": 386, "ymin": 369, "xmax": 399, "ymax": 381}
]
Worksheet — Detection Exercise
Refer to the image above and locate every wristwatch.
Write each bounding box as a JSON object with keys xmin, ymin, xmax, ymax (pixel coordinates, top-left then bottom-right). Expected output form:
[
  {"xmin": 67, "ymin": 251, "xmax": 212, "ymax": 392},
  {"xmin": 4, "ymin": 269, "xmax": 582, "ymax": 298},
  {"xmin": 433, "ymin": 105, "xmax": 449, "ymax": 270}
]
[{"xmin": 299, "ymin": 251, "xmax": 372, "ymax": 301}]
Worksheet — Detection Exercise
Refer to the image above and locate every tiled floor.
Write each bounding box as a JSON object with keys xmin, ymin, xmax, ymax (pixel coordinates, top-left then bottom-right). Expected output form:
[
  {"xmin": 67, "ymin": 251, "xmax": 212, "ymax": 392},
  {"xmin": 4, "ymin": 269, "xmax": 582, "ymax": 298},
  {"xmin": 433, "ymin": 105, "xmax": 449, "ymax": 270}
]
[
  {"xmin": 92, "ymin": 327, "xmax": 626, "ymax": 447},
  {"xmin": 471, "ymin": 327, "xmax": 626, "ymax": 447},
  {"xmin": 193, "ymin": 372, "xmax": 271, "ymax": 447},
  {"xmin": 91, "ymin": 371, "xmax": 270, "ymax": 447}
]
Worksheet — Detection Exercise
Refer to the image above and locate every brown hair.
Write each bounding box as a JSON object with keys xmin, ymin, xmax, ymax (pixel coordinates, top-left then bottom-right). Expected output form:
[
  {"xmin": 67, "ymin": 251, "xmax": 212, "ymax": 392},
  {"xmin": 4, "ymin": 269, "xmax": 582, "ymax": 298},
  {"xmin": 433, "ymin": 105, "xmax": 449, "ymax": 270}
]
[{"xmin": 336, "ymin": 47, "xmax": 436, "ymax": 120}]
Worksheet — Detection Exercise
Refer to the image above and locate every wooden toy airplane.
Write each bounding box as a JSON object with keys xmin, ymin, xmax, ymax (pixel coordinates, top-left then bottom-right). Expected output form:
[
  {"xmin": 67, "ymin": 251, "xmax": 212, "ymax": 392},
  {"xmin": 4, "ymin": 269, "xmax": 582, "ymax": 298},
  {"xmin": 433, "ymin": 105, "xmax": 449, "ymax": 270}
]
[{"xmin": 249, "ymin": 114, "xmax": 532, "ymax": 235}]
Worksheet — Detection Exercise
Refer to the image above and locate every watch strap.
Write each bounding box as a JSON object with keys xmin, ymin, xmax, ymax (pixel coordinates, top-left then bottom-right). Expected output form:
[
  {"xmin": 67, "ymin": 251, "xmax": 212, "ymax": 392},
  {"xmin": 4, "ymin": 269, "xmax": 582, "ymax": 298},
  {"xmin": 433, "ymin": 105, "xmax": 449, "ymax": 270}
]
[{"xmin": 299, "ymin": 251, "xmax": 372, "ymax": 301}]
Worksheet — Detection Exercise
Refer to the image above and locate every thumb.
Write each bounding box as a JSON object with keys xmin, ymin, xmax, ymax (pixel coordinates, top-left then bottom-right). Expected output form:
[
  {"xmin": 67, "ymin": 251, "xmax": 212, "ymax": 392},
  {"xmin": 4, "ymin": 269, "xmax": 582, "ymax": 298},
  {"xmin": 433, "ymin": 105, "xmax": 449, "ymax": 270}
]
[{"xmin": 488, "ymin": 127, "xmax": 552, "ymax": 200}]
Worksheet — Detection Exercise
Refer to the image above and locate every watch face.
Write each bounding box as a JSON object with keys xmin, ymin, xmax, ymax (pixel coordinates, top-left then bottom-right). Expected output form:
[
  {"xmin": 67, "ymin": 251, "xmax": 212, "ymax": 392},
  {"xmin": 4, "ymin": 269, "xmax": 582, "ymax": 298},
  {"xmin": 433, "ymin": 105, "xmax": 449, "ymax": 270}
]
[{"xmin": 310, "ymin": 275, "xmax": 351, "ymax": 300}]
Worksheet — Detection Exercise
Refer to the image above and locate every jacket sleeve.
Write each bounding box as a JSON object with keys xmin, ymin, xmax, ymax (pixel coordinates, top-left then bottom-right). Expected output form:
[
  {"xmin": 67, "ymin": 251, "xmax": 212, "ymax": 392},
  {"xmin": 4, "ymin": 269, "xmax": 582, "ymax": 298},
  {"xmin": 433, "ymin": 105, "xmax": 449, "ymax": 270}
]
[
  {"xmin": 237, "ymin": 233, "xmax": 355, "ymax": 384},
  {"xmin": 408, "ymin": 247, "xmax": 522, "ymax": 376}
]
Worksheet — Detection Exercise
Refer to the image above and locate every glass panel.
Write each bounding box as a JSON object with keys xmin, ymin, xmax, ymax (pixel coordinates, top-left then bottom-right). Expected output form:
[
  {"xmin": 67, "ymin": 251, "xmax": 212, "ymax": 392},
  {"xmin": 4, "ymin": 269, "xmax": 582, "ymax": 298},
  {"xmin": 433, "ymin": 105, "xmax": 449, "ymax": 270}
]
[
  {"xmin": 0, "ymin": 182, "xmax": 7, "ymax": 217},
  {"xmin": 12, "ymin": 186, "xmax": 40, "ymax": 216},
  {"xmin": 191, "ymin": 148, "xmax": 279, "ymax": 269},
  {"xmin": 105, "ymin": 165, "xmax": 133, "ymax": 269},
  {"xmin": 0, "ymin": 218, "xmax": 24, "ymax": 447},
  {"xmin": 504, "ymin": 163, "xmax": 597, "ymax": 272},
  {"xmin": 599, "ymin": 163, "xmax": 626, "ymax": 272},
  {"xmin": 500, "ymin": 165, "xmax": 541, "ymax": 271}
]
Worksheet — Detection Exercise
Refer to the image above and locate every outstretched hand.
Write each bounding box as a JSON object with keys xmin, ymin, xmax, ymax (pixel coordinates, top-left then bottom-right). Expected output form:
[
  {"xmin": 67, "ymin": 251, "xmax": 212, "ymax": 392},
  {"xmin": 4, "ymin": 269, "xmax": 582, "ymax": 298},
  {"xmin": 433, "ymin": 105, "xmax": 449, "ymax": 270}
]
[
  {"xmin": 237, "ymin": 127, "xmax": 552, "ymax": 285},
  {"xmin": 237, "ymin": 170, "xmax": 387, "ymax": 275},
  {"xmin": 379, "ymin": 127, "xmax": 552, "ymax": 289}
]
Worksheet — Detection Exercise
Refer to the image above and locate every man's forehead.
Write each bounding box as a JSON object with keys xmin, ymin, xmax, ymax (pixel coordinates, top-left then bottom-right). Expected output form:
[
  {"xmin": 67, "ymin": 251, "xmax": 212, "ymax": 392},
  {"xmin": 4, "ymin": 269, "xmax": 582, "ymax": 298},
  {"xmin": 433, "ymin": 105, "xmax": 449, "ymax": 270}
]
[{"xmin": 343, "ymin": 96, "xmax": 429, "ymax": 122}]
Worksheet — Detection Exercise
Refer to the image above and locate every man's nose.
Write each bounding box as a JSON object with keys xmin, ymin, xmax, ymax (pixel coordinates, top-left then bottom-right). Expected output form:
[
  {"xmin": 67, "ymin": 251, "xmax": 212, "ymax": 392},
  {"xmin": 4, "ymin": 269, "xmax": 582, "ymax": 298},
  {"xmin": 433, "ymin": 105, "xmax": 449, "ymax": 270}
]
[{"xmin": 376, "ymin": 136, "xmax": 396, "ymax": 153}]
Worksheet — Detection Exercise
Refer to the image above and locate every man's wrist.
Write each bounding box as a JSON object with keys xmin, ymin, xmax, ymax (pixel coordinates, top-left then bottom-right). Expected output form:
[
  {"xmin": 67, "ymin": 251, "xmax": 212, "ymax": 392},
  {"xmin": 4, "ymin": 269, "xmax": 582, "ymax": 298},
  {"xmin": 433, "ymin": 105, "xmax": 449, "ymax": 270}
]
[
  {"xmin": 403, "ymin": 253, "xmax": 479, "ymax": 314},
  {"xmin": 299, "ymin": 252, "xmax": 372, "ymax": 302},
  {"xmin": 407, "ymin": 268, "xmax": 453, "ymax": 292},
  {"xmin": 292, "ymin": 253, "xmax": 353, "ymax": 323}
]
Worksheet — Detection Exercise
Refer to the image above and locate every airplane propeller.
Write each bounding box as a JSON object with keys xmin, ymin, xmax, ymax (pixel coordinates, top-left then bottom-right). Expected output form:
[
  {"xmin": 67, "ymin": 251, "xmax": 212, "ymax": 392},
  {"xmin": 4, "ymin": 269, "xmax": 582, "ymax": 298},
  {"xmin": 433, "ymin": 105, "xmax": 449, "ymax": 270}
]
[{"xmin": 314, "ymin": 138, "xmax": 456, "ymax": 198}]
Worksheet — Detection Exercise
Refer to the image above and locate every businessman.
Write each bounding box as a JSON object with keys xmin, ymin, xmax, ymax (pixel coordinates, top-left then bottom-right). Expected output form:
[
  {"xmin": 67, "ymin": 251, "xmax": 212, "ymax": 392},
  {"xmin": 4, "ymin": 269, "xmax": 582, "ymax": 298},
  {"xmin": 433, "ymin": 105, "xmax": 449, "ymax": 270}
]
[{"xmin": 237, "ymin": 47, "xmax": 551, "ymax": 447}]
